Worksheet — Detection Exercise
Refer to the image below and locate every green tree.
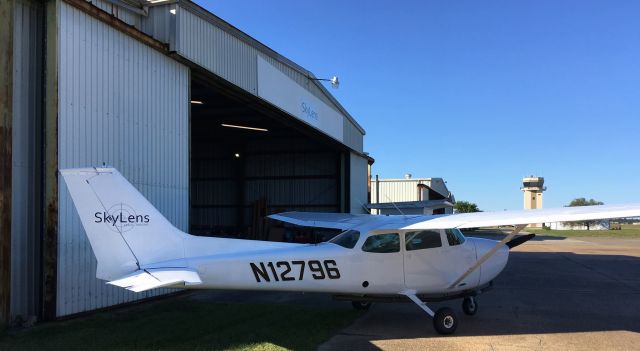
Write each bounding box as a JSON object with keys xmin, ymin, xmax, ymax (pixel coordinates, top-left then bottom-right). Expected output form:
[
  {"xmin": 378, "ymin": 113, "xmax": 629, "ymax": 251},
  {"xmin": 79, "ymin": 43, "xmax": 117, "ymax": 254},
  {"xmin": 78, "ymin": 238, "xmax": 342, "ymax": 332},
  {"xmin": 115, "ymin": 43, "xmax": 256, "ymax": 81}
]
[
  {"xmin": 566, "ymin": 197, "xmax": 604, "ymax": 230},
  {"xmin": 568, "ymin": 198, "xmax": 604, "ymax": 207},
  {"xmin": 454, "ymin": 201, "xmax": 480, "ymax": 213}
]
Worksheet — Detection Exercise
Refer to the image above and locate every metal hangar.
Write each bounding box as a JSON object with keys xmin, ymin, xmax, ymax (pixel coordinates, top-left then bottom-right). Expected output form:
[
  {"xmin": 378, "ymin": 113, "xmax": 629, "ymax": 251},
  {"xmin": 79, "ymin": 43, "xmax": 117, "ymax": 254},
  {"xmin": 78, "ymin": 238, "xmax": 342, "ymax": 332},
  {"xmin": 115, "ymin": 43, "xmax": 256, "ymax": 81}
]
[{"xmin": 0, "ymin": 0, "xmax": 371, "ymax": 324}]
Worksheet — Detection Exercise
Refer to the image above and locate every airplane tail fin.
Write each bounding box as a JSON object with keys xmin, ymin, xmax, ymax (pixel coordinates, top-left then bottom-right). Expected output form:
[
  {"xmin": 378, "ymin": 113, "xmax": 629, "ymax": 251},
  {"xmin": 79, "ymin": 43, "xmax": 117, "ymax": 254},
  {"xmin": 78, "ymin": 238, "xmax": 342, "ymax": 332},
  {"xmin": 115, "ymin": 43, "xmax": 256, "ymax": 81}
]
[{"xmin": 60, "ymin": 168, "xmax": 188, "ymax": 281}]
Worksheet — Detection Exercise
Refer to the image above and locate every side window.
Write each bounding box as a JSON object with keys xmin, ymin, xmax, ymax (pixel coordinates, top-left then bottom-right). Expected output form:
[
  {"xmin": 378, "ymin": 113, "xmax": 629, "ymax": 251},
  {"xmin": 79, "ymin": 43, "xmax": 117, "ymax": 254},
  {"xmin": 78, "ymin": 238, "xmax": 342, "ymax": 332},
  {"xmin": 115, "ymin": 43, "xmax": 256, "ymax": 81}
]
[
  {"xmin": 328, "ymin": 230, "xmax": 360, "ymax": 249},
  {"xmin": 362, "ymin": 233, "xmax": 400, "ymax": 253},
  {"xmin": 405, "ymin": 230, "xmax": 442, "ymax": 251},
  {"xmin": 445, "ymin": 228, "xmax": 466, "ymax": 246}
]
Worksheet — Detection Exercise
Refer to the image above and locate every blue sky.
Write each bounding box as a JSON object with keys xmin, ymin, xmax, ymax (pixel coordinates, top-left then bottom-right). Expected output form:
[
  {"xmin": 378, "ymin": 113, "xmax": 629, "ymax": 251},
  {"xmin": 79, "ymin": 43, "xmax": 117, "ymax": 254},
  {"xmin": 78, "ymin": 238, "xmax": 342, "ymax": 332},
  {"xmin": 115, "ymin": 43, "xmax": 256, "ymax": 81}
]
[{"xmin": 198, "ymin": 1, "xmax": 640, "ymax": 211}]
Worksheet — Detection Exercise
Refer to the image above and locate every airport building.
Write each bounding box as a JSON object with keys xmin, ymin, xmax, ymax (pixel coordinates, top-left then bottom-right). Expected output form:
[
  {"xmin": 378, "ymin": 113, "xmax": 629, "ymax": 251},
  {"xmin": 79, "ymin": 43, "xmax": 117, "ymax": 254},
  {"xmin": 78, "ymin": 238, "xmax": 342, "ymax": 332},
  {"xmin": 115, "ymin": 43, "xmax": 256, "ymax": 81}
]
[
  {"xmin": 0, "ymin": 0, "xmax": 371, "ymax": 324},
  {"xmin": 368, "ymin": 175, "xmax": 455, "ymax": 215}
]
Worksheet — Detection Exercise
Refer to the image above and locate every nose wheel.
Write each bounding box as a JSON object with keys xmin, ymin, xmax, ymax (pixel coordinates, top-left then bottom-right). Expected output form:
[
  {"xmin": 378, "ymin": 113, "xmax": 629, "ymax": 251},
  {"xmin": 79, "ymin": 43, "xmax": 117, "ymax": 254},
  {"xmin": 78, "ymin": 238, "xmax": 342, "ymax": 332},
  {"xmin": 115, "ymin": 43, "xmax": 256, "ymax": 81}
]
[{"xmin": 462, "ymin": 296, "xmax": 478, "ymax": 316}]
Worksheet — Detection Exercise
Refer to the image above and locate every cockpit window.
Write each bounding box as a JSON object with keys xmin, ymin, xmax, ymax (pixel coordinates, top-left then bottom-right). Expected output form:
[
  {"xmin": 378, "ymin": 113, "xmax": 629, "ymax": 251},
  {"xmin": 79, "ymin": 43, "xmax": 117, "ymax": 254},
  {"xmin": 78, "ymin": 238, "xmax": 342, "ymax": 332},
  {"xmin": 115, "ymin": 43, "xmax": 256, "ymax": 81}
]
[
  {"xmin": 328, "ymin": 230, "xmax": 360, "ymax": 249},
  {"xmin": 405, "ymin": 230, "xmax": 442, "ymax": 251},
  {"xmin": 445, "ymin": 228, "xmax": 466, "ymax": 246},
  {"xmin": 362, "ymin": 233, "xmax": 400, "ymax": 253}
]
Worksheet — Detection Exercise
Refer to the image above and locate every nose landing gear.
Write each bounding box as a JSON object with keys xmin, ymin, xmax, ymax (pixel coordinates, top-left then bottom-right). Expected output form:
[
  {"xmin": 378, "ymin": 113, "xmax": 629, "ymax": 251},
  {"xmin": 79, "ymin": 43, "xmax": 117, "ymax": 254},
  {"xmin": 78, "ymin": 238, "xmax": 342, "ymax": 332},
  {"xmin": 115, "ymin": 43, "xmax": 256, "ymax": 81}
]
[
  {"xmin": 351, "ymin": 300, "xmax": 372, "ymax": 310},
  {"xmin": 462, "ymin": 296, "xmax": 478, "ymax": 316}
]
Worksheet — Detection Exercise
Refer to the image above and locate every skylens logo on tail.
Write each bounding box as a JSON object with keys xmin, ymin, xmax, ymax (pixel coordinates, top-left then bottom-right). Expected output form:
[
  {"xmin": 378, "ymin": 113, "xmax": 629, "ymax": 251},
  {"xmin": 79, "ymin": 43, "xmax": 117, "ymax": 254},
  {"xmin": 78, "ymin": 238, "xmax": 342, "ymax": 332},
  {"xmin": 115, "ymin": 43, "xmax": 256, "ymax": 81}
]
[{"xmin": 94, "ymin": 203, "xmax": 149, "ymax": 233}]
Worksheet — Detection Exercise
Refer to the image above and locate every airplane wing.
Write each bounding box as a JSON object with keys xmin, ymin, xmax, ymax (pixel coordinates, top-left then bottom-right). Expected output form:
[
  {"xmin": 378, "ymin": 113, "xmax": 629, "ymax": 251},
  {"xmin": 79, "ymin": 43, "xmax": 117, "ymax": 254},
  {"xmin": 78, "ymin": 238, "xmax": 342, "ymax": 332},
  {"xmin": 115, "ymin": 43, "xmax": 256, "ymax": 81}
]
[
  {"xmin": 267, "ymin": 212, "xmax": 380, "ymax": 230},
  {"xmin": 402, "ymin": 204, "xmax": 640, "ymax": 230}
]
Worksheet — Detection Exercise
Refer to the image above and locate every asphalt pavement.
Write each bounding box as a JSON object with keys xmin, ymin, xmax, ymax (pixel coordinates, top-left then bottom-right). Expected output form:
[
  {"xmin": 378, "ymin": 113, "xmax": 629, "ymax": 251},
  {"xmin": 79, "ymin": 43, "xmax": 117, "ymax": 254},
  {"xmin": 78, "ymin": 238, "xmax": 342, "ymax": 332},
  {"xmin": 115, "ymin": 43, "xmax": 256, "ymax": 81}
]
[{"xmin": 318, "ymin": 235, "xmax": 640, "ymax": 351}]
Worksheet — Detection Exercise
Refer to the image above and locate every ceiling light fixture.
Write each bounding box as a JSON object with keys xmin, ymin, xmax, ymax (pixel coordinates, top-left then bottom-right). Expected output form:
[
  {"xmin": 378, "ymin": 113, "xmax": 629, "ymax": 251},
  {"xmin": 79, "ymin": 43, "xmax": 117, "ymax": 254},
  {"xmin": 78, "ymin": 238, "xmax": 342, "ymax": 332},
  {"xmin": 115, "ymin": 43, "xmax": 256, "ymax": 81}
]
[
  {"xmin": 221, "ymin": 123, "xmax": 268, "ymax": 132},
  {"xmin": 190, "ymin": 100, "xmax": 203, "ymax": 105}
]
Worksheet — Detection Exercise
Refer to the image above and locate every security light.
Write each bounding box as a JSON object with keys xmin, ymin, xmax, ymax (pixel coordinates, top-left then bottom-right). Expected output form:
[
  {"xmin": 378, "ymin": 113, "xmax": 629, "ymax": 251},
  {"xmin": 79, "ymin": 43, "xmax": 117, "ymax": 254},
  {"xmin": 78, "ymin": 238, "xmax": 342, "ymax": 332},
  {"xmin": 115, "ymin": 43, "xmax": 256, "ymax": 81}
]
[
  {"xmin": 309, "ymin": 75, "xmax": 340, "ymax": 89},
  {"xmin": 329, "ymin": 76, "xmax": 339, "ymax": 89}
]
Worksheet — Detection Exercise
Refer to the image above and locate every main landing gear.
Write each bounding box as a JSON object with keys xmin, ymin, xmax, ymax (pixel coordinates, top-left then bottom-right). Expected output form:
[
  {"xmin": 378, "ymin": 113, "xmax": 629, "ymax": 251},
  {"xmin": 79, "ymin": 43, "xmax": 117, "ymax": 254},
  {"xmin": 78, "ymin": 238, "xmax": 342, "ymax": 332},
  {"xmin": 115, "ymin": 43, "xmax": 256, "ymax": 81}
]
[
  {"xmin": 401, "ymin": 290, "xmax": 478, "ymax": 335},
  {"xmin": 351, "ymin": 300, "xmax": 372, "ymax": 310}
]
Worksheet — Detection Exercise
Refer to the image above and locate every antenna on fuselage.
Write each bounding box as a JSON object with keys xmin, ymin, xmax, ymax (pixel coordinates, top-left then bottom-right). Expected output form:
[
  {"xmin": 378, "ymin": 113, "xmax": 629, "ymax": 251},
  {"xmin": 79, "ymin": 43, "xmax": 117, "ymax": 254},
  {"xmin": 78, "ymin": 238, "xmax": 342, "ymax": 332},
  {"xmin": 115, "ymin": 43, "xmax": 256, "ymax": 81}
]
[{"xmin": 357, "ymin": 199, "xmax": 372, "ymax": 214}]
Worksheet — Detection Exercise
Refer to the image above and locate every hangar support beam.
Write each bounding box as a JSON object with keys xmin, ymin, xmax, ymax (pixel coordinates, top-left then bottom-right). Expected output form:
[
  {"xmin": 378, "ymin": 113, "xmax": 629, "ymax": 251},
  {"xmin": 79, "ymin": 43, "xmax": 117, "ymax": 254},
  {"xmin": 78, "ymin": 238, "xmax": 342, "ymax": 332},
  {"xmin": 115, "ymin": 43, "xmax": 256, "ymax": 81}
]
[
  {"xmin": 0, "ymin": 0, "xmax": 15, "ymax": 327},
  {"xmin": 42, "ymin": 0, "xmax": 59, "ymax": 321}
]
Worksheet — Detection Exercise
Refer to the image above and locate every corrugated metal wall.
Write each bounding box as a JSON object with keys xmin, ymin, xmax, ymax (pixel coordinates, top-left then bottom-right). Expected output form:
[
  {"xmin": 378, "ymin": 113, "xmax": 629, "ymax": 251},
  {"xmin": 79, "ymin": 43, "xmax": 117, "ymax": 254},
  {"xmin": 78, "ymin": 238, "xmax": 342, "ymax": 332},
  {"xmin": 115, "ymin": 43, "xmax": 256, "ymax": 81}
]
[
  {"xmin": 190, "ymin": 137, "xmax": 341, "ymax": 235},
  {"xmin": 349, "ymin": 153, "xmax": 368, "ymax": 214},
  {"xmin": 90, "ymin": 0, "xmax": 140, "ymax": 27},
  {"xmin": 10, "ymin": 0, "xmax": 43, "ymax": 322},
  {"xmin": 371, "ymin": 179, "xmax": 431, "ymax": 204},
  {"xmin": 140, "ymin": 4, "xmax": 175, "ymax": 47},
  {"xmin": 57, "ymin": 2, "xmax": 189, "ymax": 317},
  {"xmin": 243, "ymin": 149, "xmax": 340, "ymax": 212},
  {"xmin": 176, "ymin": 7, "xmax": 257, "ymax": 95},
  {"xmin": 343, "ymin": 118, "xmax": 364, "ymax": 152}
]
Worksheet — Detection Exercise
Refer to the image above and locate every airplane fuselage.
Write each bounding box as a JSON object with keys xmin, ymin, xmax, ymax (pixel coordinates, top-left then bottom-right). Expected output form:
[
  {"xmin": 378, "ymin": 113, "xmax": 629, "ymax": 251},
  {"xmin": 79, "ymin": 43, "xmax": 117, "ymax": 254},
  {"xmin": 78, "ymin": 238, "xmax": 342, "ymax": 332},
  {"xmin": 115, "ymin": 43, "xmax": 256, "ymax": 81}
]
[{"xmin": 145, "ymin": 226, "xmax": 509, "ymax": 297}]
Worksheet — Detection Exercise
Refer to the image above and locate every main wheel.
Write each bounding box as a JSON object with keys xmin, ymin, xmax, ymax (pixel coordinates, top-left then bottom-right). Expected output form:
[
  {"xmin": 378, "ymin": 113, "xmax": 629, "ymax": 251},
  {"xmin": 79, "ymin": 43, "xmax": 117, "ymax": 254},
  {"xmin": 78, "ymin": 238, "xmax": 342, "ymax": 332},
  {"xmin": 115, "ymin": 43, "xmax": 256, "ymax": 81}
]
[
  {"xmin": 351, "ymin": 301, "xmax": 372, "ymax": 310},
  {"xmin": 433, "ymin": 307, "xmax": 458, "ymax": 335},
  {"xmin": 462, "ymin": 297, "xmax": 478, "ymax": 316}
]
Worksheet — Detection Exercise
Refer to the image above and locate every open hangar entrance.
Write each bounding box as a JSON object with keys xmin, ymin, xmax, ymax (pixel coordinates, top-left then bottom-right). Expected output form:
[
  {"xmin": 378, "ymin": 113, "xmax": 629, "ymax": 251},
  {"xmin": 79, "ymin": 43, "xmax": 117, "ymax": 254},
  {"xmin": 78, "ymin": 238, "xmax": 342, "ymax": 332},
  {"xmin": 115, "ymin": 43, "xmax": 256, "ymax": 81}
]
[{"xmin": 189, "ymin": 71, "xmax": 351, "ymax": 242}]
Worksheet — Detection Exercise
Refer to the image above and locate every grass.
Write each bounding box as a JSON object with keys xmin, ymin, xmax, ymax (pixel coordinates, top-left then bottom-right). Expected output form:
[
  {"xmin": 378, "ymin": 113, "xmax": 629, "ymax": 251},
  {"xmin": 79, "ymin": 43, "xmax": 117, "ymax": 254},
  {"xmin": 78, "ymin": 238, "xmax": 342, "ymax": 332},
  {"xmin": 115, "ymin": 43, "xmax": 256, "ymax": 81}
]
[
  {"xmin": 524, "ymin": 224, "xmax": 640, "ymax": 238},
  {"xmin": 0, "ymin": 297, "xmax": 360, "ymax": 351}
]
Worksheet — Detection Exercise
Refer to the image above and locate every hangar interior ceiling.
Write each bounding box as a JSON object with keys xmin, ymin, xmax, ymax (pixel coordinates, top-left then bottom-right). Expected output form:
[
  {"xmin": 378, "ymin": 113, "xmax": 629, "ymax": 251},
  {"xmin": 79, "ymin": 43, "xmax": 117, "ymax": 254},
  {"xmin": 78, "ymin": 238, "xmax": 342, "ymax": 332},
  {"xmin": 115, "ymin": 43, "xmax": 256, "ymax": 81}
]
[{"xmin": 190, "ymin": 72, "xmax": 349, "ymax": 241}]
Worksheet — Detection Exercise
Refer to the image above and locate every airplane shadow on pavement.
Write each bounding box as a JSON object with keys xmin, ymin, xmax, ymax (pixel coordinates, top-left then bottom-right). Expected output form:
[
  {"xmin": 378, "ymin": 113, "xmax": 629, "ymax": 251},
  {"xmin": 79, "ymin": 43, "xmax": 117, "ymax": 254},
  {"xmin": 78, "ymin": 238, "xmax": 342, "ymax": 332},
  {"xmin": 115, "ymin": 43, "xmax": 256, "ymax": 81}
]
[{"xmin": 316, "ymin": 250, "xmax": 640, "ymax": 350}]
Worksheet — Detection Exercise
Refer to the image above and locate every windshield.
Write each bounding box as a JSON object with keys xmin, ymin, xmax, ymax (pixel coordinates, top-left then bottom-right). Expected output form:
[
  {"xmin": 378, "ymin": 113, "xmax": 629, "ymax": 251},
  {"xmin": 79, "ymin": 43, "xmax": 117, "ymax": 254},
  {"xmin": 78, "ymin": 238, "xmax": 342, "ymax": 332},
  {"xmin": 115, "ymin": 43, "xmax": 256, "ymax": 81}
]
[
  {"xmin": 445, "ymin": 228, "xmax": 466, "ymax": 245},
  {"xmin": 328, "ymin": 230, "xmax": 360, "ymax": 249}
]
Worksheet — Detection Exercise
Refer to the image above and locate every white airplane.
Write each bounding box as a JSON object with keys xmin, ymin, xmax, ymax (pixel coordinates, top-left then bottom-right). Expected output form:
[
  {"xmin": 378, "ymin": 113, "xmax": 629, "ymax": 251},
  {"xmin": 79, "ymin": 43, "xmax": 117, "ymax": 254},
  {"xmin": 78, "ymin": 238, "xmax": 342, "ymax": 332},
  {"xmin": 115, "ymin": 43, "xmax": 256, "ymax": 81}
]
[{"xmin": 61, "ymin": 167, "xmax": 640, "ymax": 334}]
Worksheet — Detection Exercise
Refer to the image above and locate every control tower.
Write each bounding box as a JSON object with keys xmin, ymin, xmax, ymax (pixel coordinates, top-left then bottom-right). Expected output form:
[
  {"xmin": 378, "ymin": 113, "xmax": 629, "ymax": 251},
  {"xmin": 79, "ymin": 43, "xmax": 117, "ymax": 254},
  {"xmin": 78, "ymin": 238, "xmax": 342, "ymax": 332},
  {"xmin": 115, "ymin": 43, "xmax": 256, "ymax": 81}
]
[{"xmin": 521, "ymin": 176, "xmax": 546, "ymax": 227}]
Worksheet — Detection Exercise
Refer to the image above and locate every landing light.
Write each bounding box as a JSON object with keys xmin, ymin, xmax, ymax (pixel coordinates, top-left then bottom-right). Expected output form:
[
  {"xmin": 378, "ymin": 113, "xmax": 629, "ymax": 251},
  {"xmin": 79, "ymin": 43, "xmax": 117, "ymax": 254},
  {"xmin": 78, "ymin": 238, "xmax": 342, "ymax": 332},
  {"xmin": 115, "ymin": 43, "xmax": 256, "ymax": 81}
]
[{"xmin": 221, "ymin": 123, "xmax": 268, "ymax": 132}]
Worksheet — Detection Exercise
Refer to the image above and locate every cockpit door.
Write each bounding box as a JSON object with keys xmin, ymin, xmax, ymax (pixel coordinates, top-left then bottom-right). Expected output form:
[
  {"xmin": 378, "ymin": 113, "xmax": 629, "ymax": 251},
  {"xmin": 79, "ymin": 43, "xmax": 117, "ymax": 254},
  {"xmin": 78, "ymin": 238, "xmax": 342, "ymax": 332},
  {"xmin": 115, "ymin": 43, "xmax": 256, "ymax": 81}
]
[
  {"xmin": 403, "ymin": 229, "xmax": 479, "ymax": 293},
  {"xmin": 352, "ymin": 232, "xmax": 405, "ymax": 294}
]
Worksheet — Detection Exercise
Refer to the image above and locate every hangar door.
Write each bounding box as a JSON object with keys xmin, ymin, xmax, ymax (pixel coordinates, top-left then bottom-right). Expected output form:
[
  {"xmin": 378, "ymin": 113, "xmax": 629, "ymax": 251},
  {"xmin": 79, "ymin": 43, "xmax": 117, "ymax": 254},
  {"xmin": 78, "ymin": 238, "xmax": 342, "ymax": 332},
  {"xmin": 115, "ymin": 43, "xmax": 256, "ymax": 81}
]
[{"xmin": 190, "ymin": 73, "xmax": 348, "ymax": 240}]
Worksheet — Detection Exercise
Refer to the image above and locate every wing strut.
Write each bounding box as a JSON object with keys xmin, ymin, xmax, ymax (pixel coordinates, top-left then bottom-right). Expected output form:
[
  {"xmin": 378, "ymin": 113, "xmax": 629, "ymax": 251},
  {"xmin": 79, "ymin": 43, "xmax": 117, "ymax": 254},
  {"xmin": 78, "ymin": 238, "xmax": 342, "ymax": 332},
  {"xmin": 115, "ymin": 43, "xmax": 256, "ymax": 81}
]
[{"xmin": 448, "ymin": 224, "xmax": 527, "ymax": 289}]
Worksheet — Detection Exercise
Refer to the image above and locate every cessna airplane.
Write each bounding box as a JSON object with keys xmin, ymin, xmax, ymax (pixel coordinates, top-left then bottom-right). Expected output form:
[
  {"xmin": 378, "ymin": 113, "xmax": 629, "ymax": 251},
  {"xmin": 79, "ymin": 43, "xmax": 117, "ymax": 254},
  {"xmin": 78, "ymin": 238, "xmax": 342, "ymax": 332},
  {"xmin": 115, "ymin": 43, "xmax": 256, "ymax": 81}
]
[{"xmin": 61, "ymin": 168, "xmax": 640, "ymax": 334}]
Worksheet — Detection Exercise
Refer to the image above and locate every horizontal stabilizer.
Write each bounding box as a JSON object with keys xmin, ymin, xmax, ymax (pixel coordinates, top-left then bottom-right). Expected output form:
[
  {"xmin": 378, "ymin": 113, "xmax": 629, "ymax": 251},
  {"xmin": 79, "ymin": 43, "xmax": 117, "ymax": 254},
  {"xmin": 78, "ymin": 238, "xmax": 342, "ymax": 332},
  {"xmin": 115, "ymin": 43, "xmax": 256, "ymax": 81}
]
[{"xmin": 108, "ymin": 268, "xmax": 202, "ymax": 293}]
